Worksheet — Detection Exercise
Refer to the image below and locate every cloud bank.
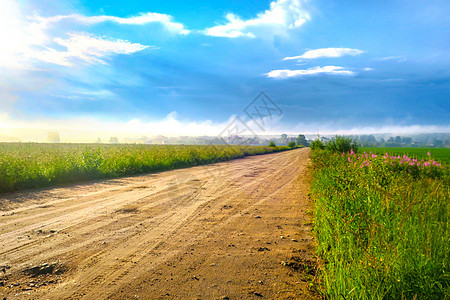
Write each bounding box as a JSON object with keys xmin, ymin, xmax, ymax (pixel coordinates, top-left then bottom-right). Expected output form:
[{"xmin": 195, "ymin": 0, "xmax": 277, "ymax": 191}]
[{"xmin": 2, "ymin": 112, "xmax": 448, "ymax": 143}]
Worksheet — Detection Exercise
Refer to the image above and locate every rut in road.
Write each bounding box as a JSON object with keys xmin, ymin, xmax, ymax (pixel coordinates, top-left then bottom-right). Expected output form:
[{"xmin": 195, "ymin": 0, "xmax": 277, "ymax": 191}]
[{"xmin": 0, "ymin": 148, "xmax": 317, "ymax": 299}]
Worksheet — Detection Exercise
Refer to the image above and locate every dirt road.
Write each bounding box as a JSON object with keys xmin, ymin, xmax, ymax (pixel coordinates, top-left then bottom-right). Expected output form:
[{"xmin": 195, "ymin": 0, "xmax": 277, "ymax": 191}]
[{"xmin": 0, "ymin": 148, "xmax": 317, "ymax": 299}]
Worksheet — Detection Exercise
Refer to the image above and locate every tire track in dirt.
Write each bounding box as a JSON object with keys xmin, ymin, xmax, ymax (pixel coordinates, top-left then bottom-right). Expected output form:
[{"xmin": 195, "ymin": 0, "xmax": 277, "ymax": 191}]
[{"xmin": 0, "ymin": 148, "xmax": 317, "ymax": 299}]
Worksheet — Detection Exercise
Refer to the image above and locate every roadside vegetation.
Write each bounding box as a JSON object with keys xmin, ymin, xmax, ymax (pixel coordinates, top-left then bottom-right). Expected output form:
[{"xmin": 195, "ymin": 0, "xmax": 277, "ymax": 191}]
[
  {"xmin": 310, "ymin": 137, "xmax": 449, "ymax": 299},
  {"xmin": 0, "ymin": 143, "xmax": 291, "ymax": 193}
]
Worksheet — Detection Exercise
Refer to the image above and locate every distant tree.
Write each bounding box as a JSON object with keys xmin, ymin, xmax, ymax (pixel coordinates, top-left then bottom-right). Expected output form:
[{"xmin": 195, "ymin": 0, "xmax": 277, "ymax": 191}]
[
  {"xmin": 109, "ymin": 137, "xmax": 119, "ymax": 144},
  {"xmin": 280, "ymin": 133, "xmax": 288, "ymax": 145},
  {"xmin": 433, "ymin": 139, "xmax": 443, "ymax": 147},
  {"xmin": 367, "ymin": 135, "xmax": 376, "ymax": 143},
  {"xmin": 47, "ymin": 132, "xmax": 60, "ymax": 143},
  {"xmin": 379, "ymin": 137, "xmax": 386, "ymax": 144},
  {"xmin": 296, "ymin": 134, "xmax": 309, "ymax": 147},
  {"xmin": 387, "ymin": 137, "xmax": 395, "ymax": 143},
  {"xmin": 395, "ymin": 136, "xmax": 402, "ymax": 143},
  {"xmin": 96, "ymin": 138, "xmax": 102, "ymax": 144},
  {"xmin": 402, "ymin": 137, "xmax": 412, "ymax": 144},
  {"xmin": 268, "ymin": 141, "xmax": 277, "ymax": 147},
  {"xmin": 288, "ymin": 141, "xmax": 296, "ymax": 149}
]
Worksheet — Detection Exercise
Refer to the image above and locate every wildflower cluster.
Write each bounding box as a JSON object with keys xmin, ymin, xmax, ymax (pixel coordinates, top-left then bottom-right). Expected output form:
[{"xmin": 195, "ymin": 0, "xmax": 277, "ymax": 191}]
[{"xmin": 341, "ymin": 149, "xmax": 444, "ymax": 178}]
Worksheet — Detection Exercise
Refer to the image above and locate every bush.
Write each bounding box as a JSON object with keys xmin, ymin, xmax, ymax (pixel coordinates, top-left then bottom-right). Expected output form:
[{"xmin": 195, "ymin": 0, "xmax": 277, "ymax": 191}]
[
  {"xmin": 288, "ymin": 141, "xmax": 296, "ymax": 149},
  {"xmin": 325, "ymin": 135, "xmax": 358, "ymax": 153},
  {"xmin": 310, "ymin": 138, "xmax": 325, "ymax": 150},
  {"xmin": 268, "ymin": 141, "xmax": 277, "ymax": 147}
]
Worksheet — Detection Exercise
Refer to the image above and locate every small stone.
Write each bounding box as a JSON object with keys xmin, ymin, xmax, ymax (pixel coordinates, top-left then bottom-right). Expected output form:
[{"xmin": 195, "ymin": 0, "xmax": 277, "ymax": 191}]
[
  {"xmin": 222, "ymin": 296, "xmax": 230, "ymax": 300},
  {"xmin": 280, "ymin": 236, "xmax": 285, "ymax": 239},
  {"xmin": 291, "ymin": 239, "xmax": 298, "ymax": 242},
  {"xmin": 253, "ymin": 291, "xmax": 263, "ymax": 297}
]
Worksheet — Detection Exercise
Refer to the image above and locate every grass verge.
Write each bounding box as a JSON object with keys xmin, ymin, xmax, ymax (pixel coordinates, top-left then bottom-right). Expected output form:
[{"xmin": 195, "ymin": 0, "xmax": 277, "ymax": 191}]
[{"xmin": 310, "ymin": 149, "xmax": 449, "ymax": 299}]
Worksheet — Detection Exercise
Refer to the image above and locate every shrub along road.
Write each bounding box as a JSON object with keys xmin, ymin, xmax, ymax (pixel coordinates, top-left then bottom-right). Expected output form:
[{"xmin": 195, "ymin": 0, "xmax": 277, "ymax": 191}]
[{"xmin": 0, "ymin": 148, "xmax": 318, "ymax": 299}]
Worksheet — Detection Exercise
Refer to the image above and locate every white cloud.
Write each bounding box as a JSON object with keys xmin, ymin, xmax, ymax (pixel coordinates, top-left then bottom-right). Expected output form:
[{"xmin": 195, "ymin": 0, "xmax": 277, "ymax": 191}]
[
  {"xmin": 0, "ymin": 0, "xmax": 48, "ymax": 68},
  {"xmin": 38, "ymin": 12, "xmax": 190, "ymax": 35},
  {"xmin": 266, "ymin": 66, "xmax": 356, "ymax": 78},
  {"xmin": 376, "ymin": 56, "xmax": 407, "ymax": 62},
  {"xmin": 0, "ymin": 1, "xmax": 166, "ymax": 69},
  {"xmin": 205, "ymin": 0, "xmax": 310, "ymax": 38},
  {"xmin": 283, "ymin": 48, "xmax": 364, "ymax": 60},
  {"xmin": 363, "ymin": 67, "xmax": 374, "ymax": 71},
  {"xmin": 38, "ymin": 33, "xmax": 150, "ymax": 66}
]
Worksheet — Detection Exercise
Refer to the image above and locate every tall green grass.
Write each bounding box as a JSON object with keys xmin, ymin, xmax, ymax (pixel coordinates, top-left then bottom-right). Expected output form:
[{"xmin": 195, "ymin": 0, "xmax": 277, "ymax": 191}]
[
  {"xmin": 311, "ymin": 149, "xmax": 449, "ymax": 299},
  {"xmin": 0, "ymin": 143, "xmax": 291, "ymax": 193}
]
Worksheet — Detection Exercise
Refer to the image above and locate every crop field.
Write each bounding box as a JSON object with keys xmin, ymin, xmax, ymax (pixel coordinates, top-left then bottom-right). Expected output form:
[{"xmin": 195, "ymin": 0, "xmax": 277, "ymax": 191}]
[
  {"xmin": 360, "ymin": 147, "xmax": 450, "ymax": 164},
  {"xmin": 310, "ymin": 148, "xmax": 449, "ymax": 299},
  {"xmin": 0, "ymin": 143, "xmax": 291, "ymax": 193}
]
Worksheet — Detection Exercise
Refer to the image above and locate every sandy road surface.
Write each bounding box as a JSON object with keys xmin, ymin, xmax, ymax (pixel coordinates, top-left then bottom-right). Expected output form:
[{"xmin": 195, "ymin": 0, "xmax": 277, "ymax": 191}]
[{"xmin": 0, "ymin": 148, "xmax": 317, "ymax": 299}]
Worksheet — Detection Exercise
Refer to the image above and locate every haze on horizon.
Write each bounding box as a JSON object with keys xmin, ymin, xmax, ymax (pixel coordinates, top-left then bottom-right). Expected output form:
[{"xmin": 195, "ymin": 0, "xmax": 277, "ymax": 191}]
[{"xmin": 1, "ymin": 0, "xmax": 449, "ymax": 142}]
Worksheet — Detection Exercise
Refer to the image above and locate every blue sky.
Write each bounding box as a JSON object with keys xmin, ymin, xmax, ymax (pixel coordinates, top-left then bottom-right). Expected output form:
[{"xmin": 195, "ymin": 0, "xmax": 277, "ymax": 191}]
[{"xmin": 1, "ymin": 0, "xmax": 449, "ymax": 140}]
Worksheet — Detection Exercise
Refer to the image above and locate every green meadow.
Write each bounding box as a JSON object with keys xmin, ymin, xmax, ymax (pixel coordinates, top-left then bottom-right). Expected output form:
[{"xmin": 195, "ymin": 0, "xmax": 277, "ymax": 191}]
[{"xmin": 0, "ymin": 143, "xmax": 291, "ymax": 193}]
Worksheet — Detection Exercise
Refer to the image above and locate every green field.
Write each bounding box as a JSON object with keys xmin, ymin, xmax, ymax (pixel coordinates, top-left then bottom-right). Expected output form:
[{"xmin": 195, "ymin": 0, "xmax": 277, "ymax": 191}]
[
  {"xmin": 311, "ymin": 149, "xmax": 449, "ymax": 299},
  {"xmin": 0, "ymin": 143, "xmax": 292, "ymax": 193},
  {"xmin": 361, "ymin": 147, "xmax": 450, "ymax": 163}
]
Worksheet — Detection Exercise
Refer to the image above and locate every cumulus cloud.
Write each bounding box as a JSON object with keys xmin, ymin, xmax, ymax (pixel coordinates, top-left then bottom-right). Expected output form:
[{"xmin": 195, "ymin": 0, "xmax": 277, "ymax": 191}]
[
  {"xmin": 283, "ymin": 48, "xmax": 364, "ymax": 60},
  {"xmin": 205, "ymin": 0, "xmax": 310, "ymax": 38},
  {"xmin": 37, "ymin": 12, "xmax": 190, "ymax": 35},
  {"xmin": 266, "ymin": 66, "xmax": 356, "ymax": 78}
]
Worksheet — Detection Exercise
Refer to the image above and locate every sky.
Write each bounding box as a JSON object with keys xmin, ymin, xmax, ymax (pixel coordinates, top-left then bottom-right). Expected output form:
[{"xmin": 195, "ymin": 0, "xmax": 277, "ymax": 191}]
[{"xmin": 0, "ymin": 0, "xmax": 449, "ymax": 141}]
